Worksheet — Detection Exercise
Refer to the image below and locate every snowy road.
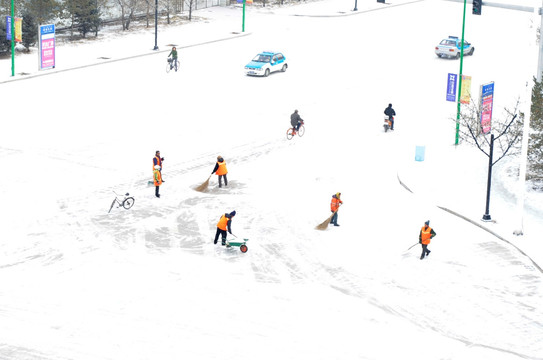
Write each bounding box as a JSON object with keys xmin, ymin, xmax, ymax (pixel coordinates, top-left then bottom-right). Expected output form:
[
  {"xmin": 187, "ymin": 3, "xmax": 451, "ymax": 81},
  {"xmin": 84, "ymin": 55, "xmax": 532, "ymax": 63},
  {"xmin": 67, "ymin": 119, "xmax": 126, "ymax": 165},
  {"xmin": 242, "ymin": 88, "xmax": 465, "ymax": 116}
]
[{"xmin": 1, "ymin": 0, "xmax": 542, "ymax": 359}]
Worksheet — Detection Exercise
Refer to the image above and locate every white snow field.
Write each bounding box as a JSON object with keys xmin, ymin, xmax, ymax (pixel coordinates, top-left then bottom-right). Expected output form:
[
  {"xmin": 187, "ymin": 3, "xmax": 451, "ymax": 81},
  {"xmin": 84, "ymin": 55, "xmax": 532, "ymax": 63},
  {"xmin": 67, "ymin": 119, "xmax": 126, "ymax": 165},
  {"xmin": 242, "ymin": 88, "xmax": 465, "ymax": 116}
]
[{"xmin": 1, "ymin": 0, "xmax": 542, "ymax": 359}]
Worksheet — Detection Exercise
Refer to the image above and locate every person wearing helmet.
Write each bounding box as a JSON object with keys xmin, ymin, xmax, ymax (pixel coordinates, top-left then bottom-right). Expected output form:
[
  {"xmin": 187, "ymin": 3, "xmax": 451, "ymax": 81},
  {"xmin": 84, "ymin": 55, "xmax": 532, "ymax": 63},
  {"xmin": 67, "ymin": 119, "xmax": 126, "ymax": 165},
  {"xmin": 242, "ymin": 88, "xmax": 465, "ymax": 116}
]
[
  {"xmin": 211, "ymin": 155, "xmax": 228, "ymax": 188},
  {"xmin": 419, "ymin": 220, "xmax": 437, "ymax": 260},
  {"xmin": 290, "ymin": 109, "xmax": 303, "ymax": 133},
  {"xmin": 384, "ymin": 103, "xmax": 396, "ymax": 131},
  {"xmin": 168, "ymin": 47, "xmax": 178, "ymax": 71},
  {"xmin": 330, "ymin": 192, "xmax": 343, "ymax": 227},
  {"xmin": 153, "ymin": 165, "xmax": 163, "ymax": 198},
  {"xmin": 214, "ymin": 211, "xmax": 236, "ymax": 245}
]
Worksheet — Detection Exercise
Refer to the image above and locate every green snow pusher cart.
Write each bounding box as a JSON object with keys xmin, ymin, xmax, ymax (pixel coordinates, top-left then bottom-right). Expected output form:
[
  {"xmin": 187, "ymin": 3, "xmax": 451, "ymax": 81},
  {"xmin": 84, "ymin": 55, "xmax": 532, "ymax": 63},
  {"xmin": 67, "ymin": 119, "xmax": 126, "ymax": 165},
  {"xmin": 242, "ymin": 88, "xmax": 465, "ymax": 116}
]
[{"xmin": 225, "ymin": 238, "xmax": 249, "ymax": 253}]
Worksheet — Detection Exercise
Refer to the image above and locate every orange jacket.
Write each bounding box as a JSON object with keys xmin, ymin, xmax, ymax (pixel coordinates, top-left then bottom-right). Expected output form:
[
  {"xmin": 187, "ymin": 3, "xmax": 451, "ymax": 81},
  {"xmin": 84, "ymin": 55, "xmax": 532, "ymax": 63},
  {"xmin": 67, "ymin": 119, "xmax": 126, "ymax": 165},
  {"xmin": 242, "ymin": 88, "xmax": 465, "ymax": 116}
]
[
  {"xmin": 420, "ymin": 226, "xmax": 435, "ymax": 245},
  {"xmin": 153, "ymin": 155, "xmax": 163, "ymax": 171},
  {"xmin": 331, "ymin": 195, "xmax": 343, "ymax": 212},
  {"xmin": 153, "ymin": 169, "xmax": 162, "ymax": 186},
  {"xmin": 216, "ymin": 160, "xmax": 227, "ymax": 175},
  {"xmin": 217, "ymin": 214, "xmax": 231, "ymax": 231}
]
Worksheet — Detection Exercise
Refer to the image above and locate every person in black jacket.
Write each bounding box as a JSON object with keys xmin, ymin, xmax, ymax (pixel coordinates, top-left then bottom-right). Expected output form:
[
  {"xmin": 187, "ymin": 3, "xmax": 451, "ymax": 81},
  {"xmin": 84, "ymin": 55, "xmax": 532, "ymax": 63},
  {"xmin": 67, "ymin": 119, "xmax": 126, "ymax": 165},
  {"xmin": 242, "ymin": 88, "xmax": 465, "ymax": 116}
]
[{"xmin": 384, "ymin": 104, "xmax": 396, "ymax": 131}]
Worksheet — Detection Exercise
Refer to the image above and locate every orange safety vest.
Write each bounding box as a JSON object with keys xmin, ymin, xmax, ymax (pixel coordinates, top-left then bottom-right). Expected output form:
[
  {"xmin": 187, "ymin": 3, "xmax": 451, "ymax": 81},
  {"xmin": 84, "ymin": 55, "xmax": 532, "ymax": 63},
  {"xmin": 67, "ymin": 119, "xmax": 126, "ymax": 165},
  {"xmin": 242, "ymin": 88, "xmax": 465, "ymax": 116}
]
[
  {"xmin": 420, "ymin": 226, "xmax": 433, "ymax": 245},
  {"xmin": 153, "ymin": 155, "xmax": 163, "ymax": 171},
  {"xmin": 217, "ymin": 214, "xmax": 229, "ymax": 231},
  {"xmin": 216, "ymin": 161, "xmax": 227, "ymax": 175},
  {"xmin": 331, "ymin": 196, "xmax": 342, "ymax": 212},
  {"xmin": 153, "ymin": 169, "xmax": 162, "ymax": 186}
]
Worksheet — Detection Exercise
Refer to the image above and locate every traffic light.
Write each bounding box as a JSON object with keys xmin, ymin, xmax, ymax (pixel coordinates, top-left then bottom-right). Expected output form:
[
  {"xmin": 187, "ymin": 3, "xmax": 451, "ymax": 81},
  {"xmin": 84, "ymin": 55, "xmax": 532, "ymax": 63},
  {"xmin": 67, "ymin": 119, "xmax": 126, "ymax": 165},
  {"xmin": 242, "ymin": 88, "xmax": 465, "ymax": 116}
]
[{"xmin": 472, "ymin": 0, "xmax": 482, "ymax": 15}]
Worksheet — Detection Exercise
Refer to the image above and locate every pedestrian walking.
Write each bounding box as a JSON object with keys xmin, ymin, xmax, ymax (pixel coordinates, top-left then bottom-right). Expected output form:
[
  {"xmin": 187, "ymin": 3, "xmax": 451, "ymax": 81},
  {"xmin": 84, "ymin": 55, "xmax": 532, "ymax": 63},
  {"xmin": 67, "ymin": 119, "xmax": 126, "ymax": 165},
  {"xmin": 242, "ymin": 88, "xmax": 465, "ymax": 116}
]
[
  {"xmin": 419, "ymin": 220, "xmax": 436, "ymax": 260},
  {"xmin": 153, "ymin": 165, "xmax": 162, "ymax": 198},
  {"xmin": 214, "ymin": 211, "xmax": 236, "ymax": 245},
  {"xmin": 212, "ymin": 155, "xmax": 228, "ymax": 188},
  {"xmin": 330, "ymin": 192, "xmax": 343, "ymax": 226}
]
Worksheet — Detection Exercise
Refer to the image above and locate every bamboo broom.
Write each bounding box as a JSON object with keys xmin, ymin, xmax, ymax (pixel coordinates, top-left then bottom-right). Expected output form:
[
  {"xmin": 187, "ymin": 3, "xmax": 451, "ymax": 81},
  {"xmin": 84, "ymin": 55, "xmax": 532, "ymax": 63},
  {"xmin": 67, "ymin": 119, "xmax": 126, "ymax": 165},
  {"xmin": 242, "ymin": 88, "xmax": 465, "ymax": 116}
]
[
  {"xmin": 315, "ymin": 211, "xmax": 336, "ymax": 230},
  {"xmin": 195, "ymin": 175, "xmax": 212, "ymax": 192}
]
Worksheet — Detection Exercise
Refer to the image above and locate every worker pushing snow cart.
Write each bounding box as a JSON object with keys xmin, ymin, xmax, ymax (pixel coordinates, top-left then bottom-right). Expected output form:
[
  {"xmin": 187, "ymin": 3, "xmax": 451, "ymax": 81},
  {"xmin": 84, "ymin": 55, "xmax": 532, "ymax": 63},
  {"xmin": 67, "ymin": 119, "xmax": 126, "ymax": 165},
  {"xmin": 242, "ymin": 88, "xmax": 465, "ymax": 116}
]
[{"xmin": 225, "ymin": 238, "xmax": 249, "ymax": 253}]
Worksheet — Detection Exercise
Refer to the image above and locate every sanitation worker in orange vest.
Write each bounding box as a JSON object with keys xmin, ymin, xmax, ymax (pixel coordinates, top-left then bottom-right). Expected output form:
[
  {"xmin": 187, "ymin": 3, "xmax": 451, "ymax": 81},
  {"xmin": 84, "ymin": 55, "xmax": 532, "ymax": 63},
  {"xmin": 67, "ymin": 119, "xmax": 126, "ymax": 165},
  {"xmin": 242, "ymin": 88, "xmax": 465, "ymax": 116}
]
[
  {"xmin": 153, "ymin": 150, "xmax": 165, "ymax": 182},
  {"xmin": 330, "ymin": 192, "xmax": 343, "ymax": 226},
  {"xmin": 153, "ymin": 165, "xmax": 162, "ymax": 198},
  {"xmin": 211, "ymin": 155, "xmax": 228, "ymax": 188},
  {"xmin": 419, "ymin": 220, "xmax": 437, "ymax": 260},
  {"xmin": 214, "ymin": 211, "xmax": 236, "ymax": 246}
]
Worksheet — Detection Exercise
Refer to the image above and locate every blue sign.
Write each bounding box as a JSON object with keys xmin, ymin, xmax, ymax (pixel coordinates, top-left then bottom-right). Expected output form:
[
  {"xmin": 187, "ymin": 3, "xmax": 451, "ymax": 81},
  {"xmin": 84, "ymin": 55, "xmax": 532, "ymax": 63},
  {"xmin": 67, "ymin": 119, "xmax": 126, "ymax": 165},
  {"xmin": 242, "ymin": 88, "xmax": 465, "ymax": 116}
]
[
  {"xmin": 481, "ymin": 82, "xmax": 494, "ymax": 97},
  {"xmin": 40, "ymin": 24, "xmax": 55, "ymax": 35},
  {"xmin": 6, "ymin": 16, "xmax": 11, "ymax": 40},
  {"xmin": 446, "ymin": 73, "xmax": 457, "ymax": 102}
]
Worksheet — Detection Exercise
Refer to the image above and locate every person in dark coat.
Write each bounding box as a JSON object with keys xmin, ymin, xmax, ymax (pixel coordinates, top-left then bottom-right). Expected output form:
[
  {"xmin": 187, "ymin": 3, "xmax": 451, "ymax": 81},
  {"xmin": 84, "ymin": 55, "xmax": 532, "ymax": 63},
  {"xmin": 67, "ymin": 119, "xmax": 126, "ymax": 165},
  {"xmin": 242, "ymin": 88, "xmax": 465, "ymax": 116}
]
[
  {"xmin": 290, "ymin": 110, "xmax": 303, "ymax": 132},
  {"xmin": 214, "ymin": 211, "xmax": 236, "ymax": 245},
  {"xmin": 384, "ymin": 104, "xmax": 396, "ymax": 130}
]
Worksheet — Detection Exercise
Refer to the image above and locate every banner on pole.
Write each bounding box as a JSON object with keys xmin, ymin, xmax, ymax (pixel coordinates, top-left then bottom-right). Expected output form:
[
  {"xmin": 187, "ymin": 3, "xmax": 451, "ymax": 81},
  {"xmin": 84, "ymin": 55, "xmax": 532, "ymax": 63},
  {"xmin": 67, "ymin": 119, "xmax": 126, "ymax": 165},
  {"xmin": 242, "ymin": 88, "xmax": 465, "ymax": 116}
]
[
  {"xmin": 446, "ymin": 73, "xmax": 457, "ymax": 102},
  {"xmin": 460, "ymin": 75, "xmax": 471, "ymax": 104},
  {"xmin": 480, "ymin": 82, "xmax": 495, "ymax": 134},
  {"xmin": 15, "ymin": 17, "xmax": 22, "ymax": 42},
  {"xmin": 39, "ymin": 24, "xmax": 56, "ymax": 70},
  {"xmin": 6, "ymin": 16, "xmax": 12, "ymax": 40}
]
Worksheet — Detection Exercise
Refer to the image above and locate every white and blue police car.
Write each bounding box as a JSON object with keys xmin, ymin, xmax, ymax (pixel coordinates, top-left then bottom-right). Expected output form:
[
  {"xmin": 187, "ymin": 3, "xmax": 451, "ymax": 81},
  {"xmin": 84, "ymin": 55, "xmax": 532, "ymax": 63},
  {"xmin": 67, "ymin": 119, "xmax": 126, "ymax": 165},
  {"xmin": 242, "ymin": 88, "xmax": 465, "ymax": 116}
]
[
  {"xmin": 245, "ymin": 51, "xmax": 288, "ymax": 77},
  {"xmin": 435, "ymin": 36, "xmax": 474, "ymax": 59}
]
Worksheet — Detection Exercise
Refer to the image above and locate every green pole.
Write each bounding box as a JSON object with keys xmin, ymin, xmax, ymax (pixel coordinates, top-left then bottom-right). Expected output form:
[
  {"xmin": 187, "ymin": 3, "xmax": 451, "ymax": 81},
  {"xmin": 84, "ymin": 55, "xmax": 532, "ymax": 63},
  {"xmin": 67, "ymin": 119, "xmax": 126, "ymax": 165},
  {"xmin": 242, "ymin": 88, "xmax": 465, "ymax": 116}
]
[
  {"xmin": 455, "ymin": 0, "xmax": 467, "ymax": 145},
  {"xmin": 242, "ymin": 0, "xmax": 246, "ymax": 32},
  {"xmin": 10, "ymin": 0, "xmax": 15, "ymax": 76}
]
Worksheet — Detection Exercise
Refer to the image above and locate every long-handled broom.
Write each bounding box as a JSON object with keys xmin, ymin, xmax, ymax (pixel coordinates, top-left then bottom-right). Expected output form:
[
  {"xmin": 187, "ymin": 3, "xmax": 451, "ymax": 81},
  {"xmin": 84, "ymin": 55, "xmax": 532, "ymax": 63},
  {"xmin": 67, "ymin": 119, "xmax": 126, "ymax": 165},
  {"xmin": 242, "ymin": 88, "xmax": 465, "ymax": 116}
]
[
  {"xmin": 315, "ymin": 211, "xmax": 337, "ymax": 230},
  {"xmin": 195, "ymin": 175, "xmax": 212, "ymax": 192}
]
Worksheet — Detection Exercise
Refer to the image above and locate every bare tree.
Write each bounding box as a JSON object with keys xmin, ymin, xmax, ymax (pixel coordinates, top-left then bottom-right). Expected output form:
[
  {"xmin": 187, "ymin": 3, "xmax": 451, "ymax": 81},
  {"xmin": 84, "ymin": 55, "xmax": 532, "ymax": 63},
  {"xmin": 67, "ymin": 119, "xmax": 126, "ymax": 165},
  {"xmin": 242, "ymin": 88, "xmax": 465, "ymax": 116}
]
[{"xmin": 116, "ymin": 0, "xmax": 141, "ymax": 30}]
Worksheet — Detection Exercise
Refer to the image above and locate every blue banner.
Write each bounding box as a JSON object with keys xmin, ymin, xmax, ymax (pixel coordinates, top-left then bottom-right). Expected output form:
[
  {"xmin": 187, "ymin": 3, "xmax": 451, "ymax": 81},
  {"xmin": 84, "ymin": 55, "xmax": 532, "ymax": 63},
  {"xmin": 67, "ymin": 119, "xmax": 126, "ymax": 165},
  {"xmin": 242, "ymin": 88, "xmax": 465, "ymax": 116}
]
[
  {"xmin": 6, "ymin": 16, "xmax": 11, "ymax": 40},
  {"xmin": 446, "ymin": 73, "xmax": 457, "ymax": 102},
  {"xmin": 40, "ymin": 24, "xmax": 55, "ymax": 35}
]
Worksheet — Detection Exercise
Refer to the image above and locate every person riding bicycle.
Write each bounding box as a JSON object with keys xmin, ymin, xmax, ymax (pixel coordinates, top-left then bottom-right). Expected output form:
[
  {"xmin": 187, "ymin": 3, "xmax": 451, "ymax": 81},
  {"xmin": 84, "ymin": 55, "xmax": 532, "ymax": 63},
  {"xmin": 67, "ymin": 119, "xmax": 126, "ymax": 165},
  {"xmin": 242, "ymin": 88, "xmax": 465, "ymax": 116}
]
[
  {"xmin": 384, "ymin": 103, "xmax": 396, "ymax": 131},
  {"xmin": 168, "ymin": 47, "xmax": 178, "ymax": 70},
  {"xmin": 290, "ymin": 110, "xmax": 303, "ymax": 133}
]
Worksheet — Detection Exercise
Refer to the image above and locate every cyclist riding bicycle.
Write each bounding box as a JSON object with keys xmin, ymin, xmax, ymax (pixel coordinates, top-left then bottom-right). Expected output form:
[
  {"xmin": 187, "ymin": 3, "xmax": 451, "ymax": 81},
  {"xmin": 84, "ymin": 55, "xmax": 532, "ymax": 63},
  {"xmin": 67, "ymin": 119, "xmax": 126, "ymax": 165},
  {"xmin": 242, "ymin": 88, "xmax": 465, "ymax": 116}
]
[
  {"xmin": 290, "ymin": 109, "xmax": 303, "ymax": 133},
  {"xmin": 384, "ymin": 103, "xmax": 396, "ymax": 131},
  {"xmin": 168, "ymin": 46, "xmax": 178, "ymax": 70}
]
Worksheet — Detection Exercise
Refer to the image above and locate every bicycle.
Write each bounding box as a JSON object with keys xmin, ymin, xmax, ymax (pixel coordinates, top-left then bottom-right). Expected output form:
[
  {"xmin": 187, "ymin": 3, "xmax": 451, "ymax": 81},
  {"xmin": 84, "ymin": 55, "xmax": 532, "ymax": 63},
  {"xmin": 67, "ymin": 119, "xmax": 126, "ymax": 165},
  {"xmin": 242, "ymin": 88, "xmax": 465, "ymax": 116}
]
[
  {"xmin": 108, "ymin": 191, "xmax": 135, "ymax": 213},
  {"xmin": 166, "ymin": 58, "xmax": 179, "ymax": 73},
  {"xmin": 286, "ymin": 120, "xmax": 305, "ymax": 140}
]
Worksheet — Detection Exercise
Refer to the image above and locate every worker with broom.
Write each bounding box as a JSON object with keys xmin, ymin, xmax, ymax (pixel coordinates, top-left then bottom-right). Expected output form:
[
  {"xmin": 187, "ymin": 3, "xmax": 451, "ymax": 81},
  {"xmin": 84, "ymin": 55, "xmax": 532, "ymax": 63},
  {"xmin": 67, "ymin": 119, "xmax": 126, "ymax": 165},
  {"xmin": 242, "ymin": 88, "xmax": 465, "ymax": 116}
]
[
  {"xmin": 211, "ymin": 155, "xmax": 228, "ymax": 188},
  {"xmin": 330, "ymin": 192, "xmax": 343, "ymax": 226}
]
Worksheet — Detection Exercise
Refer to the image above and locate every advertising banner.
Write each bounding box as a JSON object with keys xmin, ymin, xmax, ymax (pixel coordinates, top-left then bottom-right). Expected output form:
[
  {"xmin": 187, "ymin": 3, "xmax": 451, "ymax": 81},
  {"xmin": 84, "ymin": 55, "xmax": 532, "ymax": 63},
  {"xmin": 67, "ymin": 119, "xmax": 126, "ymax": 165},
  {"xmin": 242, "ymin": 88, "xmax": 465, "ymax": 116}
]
[
  {"xmin": 6, "ymin": 16, "xmax": 11, "ymax": 40},
  {"xmin": 460, "ymin": 75, "xmax": 471, "ymax": 104},
  {"xmin": 480, "ymin": 82, "xmax": 495, "ymax": 134},
  {"xmin": 15, "ymin": 17, "xmax": 22, "ymax": 42},
  {"xmin": 39, "ymin": 24, "xmax": 55, "ymax": 70},
  {"xmin": 446, "ymin": 73, "xmax": 457, "ymax": 102}
]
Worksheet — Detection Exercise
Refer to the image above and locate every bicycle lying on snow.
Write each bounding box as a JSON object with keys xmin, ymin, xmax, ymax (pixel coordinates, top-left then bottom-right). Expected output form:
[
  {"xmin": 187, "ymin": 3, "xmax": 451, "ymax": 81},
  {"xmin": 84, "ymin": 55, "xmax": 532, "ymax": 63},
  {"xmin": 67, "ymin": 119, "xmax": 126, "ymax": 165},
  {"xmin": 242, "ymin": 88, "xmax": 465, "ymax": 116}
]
[{"xmin": 108, "ymin": 191, "xmax": 135, "ymax": 213}]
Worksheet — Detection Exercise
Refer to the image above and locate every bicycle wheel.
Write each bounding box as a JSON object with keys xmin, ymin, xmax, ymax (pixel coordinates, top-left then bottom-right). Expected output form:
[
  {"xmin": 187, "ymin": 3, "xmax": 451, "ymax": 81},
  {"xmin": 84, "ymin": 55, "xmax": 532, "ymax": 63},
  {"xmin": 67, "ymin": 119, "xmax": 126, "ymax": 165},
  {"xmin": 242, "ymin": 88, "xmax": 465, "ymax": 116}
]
[
  {"xmin": 166, "ymin": 61, "xmax": 172, "ymax": 73},
  {"xmin": 108, "ymin": 199, "xmax": 117, "ymax": 213},
  {"xmin": 297, "ymin": 125, "xmax": 305, "ymax": 137},
  {"xmin": 286, "ymin": 128, "xmax": 294, "ymax": 140},
  {"xmin": 122, "ymin": 197, "xmax": 135, "ymax": 210}
]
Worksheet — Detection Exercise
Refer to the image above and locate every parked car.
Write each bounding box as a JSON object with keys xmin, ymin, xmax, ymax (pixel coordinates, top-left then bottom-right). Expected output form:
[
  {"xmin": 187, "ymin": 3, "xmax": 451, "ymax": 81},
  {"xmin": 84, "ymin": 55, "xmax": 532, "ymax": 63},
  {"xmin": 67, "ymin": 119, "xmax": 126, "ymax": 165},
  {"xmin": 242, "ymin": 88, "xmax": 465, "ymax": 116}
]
[
  {"xmin": 245, "ymin": 51, "xmax": 288, "ymax": 77},
  {"xmin": 435, "ymin": 36, "xmax": 474, "ymax": 59}
]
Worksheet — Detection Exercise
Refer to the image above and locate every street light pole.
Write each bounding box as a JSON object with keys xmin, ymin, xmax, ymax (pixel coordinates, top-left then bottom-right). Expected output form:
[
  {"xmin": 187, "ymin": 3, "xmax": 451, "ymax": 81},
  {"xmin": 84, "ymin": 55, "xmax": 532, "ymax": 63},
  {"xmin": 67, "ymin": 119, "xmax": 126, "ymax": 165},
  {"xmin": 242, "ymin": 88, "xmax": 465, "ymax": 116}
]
[
  {"xmin": 482, "ymin": 134, "xmax": 495, "ymax": 221},
  {"xmin": 153, "ymin": 0, "xmax": 158, "ymax": 50},
  {"xmin": 455, "ymin": 0, "xmax": 467, "ymax": 145},
  {"xmin": 354, "ymin": 0, "xmax": 358, "ymax": 11},
  {"xmin": 10, "ymin": 0, "xmax": 15, "ymax": 76}
]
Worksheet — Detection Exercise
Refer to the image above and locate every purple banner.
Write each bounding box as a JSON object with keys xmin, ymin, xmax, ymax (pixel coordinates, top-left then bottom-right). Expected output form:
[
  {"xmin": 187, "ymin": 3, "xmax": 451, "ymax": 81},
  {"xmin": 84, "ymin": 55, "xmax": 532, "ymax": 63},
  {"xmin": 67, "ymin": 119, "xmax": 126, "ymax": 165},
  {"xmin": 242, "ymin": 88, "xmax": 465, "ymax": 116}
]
[
  {"xmin": 446, "ymin": 73, "xmax": 457, "ymax": 102},
  {"xmin": 6, "ymin": 16, "xmax": 12, "ymax": 40},
  {"xmin": 480, "ymin": 82, "xmax": 494, "ymax": 134}
]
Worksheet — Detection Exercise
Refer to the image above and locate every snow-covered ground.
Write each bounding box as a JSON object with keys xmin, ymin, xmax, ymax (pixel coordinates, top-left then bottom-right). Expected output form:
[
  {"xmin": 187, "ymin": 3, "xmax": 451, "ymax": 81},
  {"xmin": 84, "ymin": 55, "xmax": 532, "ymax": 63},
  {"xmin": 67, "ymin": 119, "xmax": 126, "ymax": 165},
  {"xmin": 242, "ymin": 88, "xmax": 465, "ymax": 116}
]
[{"xmin": 1, "ymin": 0, "xmax": 542, "ymax": 359}]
